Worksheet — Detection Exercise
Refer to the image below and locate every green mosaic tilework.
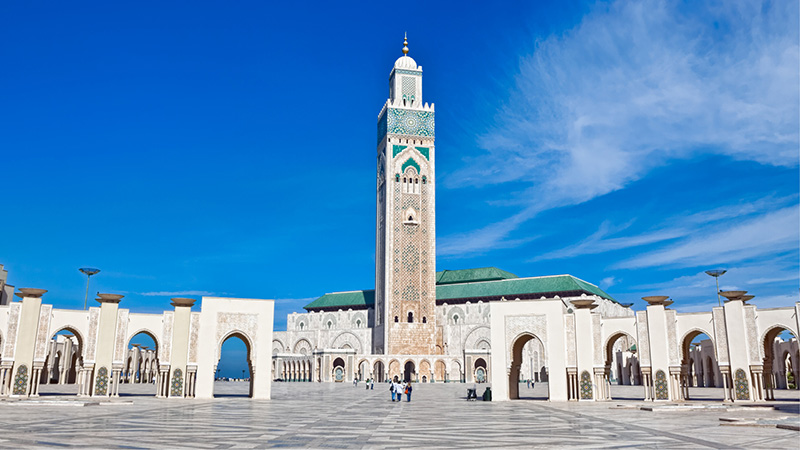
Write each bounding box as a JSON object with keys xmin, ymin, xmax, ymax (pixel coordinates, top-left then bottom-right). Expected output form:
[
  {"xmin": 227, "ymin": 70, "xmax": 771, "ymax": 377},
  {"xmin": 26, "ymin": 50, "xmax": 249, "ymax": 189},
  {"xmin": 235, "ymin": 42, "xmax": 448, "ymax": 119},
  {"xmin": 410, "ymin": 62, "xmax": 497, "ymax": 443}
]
[
  {"xmin": 416, "ymin": 147, "xmax": 430, "ymax": 160},
  {"xmin": 171, "ymin": 368, "xmax": 184, "ymax": 397},
  {"xmin": 377, "ymin": 111, "xmax": 388, "ymax": 143},
  {"xmin": 579, "ymin": 371, "xmax": 593, "ymax": 400},
  {"xmin": 394, "ymin": 69, "xmax": 422, "ymax": 76},
  {"xmin": 402, "ymin": 158, "xmax": 420, "ymax": 174},
  {"xmin": 95, "ymin": 367, "xmax": 109, "ymax": 396},
  {"xmin": 378, "ymin": 108, "xmax": 435, "ymax": 142},
  {"xmin": 654, "ymin": 370, "xmax": 668, "ymax": 400},
  {"xmin": 13, "ymin": 364, "xmax": 28, "ymax": 395},
  {"xmin": 392, "ymin": 145, "xmax": 407, "ymax": 157},
  {"xmin": 734, "ymin": 369, "xmax": 750, "ymax": 400}
]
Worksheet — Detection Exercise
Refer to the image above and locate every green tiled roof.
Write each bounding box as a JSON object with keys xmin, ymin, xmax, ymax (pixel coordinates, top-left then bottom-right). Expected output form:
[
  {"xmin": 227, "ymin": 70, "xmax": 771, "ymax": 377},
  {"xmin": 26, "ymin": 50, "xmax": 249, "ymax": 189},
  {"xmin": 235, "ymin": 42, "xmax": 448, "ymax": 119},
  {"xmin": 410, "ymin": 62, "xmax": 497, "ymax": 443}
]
[
  {"xmin": 303, "ymin": 290, "xmax": 375, "ymax": 311},
  {"xmin": 435, "ymin": 267, "xmax": 518, "ymax": 285},
  {"xmin": 435, "ymin": 275, "xmax": 616, "ymax": 303},
  {"xmin": 303, "ymin": 269, "xmax": 616, "ymax": 311}
]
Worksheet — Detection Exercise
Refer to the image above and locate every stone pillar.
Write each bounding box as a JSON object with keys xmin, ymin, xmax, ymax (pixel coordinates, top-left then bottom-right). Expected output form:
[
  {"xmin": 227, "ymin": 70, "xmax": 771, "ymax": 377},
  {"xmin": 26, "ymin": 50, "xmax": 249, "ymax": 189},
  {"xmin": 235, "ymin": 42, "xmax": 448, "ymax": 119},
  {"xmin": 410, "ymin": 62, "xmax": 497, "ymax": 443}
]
[
  {"xmin": 168, "ymin": 298, "xmax": 195, "ymax": 398},
  {"xmin": 719, "ymin": 291, "xmax": 757, "ymax": 403},
  {"xmin": 572, "ymin": 299, "xmax": 598, "ymax": 401},
  {"xmin": 7, "ymin": 288, "xmax": 47, "ymax": 397},
  {"xmin": 721, "ymin": 367, "xmax": 732, "ymax": 402},
  {"xmin": 89, "ymin": 293, "xmax": 123, "ymax": 397},
  {"xmin": 641, "ymin": 296, "xmax": 675, "ymax": 401},
  {"xmin": 750, "ymin": 366, "xmax": 764, "ymax": 401},
  {"xmin": 641, "ymin": 368, "xmax": 652, "ymax": 401}
]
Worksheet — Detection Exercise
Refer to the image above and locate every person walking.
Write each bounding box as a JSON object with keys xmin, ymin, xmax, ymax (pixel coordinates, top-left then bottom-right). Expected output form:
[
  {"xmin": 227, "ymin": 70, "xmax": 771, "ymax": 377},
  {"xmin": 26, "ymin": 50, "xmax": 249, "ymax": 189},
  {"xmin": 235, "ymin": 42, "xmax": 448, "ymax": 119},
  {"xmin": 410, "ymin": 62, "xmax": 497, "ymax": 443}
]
[
  {"xmin": 390, "ymin": 381, "xmax": 396, "ymax": 401},
  {"xmin": 370, "ymin": 378, "xmax": 374, "ymax": 390},
  {"xmin": 365, "ymin": 378, "xmax": 370, "ymax": 390},
  {"xmin": 405, "ymin": 382, "xmax": 412, "ymax": 402}
]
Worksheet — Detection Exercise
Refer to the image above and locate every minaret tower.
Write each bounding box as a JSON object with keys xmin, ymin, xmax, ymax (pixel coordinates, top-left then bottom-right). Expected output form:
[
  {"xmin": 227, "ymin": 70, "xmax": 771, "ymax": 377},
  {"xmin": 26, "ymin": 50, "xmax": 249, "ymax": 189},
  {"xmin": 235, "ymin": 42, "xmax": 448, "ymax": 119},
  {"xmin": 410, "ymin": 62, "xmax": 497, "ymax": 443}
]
[{"xmin": 374, "ymin": 35, "xmax": 437, "ymax": 355}]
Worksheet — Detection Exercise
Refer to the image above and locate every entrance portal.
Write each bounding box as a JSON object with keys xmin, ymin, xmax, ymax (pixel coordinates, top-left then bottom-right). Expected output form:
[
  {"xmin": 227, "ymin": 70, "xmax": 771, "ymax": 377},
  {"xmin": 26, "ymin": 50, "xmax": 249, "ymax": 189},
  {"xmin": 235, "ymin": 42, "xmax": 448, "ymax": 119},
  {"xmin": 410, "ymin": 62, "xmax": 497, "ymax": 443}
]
[
  {"xmin": 509, "ymin": 333, "xmax": 548, "ymax": 400},
  {"xmin": 404, "ymin": 361, "xmax": 415, "ymax": 382}
]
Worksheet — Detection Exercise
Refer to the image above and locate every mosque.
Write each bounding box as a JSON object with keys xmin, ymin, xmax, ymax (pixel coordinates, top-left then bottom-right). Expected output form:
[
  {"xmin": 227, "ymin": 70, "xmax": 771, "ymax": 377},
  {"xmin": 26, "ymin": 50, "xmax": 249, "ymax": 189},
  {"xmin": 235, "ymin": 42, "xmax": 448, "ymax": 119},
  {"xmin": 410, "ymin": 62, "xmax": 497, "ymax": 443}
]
[
  {"xmin": 0, "ymin": 37, "xmax": 797, "ymax": 402},
  {"xmin": 270, "ymin": 37, "xmax": 799, "ymax": 402}
]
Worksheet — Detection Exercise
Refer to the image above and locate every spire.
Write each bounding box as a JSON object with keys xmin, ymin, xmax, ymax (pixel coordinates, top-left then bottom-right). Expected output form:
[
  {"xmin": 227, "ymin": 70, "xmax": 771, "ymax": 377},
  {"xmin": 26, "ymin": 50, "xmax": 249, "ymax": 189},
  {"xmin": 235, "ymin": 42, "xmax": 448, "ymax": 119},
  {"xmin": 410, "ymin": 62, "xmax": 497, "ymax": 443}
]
[{"xmin": 402, "ymin": 33, "xmax": 409, "ymax": 55}]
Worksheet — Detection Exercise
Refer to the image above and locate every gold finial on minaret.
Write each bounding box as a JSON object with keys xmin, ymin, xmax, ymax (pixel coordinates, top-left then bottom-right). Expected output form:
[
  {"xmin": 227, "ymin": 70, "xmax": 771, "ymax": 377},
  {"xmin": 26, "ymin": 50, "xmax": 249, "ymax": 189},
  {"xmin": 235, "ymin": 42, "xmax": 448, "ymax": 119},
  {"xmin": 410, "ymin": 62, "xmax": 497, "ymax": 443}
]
[{"xmin": 402, "ymin": 32, "xmax": 409, "ymax": 55}]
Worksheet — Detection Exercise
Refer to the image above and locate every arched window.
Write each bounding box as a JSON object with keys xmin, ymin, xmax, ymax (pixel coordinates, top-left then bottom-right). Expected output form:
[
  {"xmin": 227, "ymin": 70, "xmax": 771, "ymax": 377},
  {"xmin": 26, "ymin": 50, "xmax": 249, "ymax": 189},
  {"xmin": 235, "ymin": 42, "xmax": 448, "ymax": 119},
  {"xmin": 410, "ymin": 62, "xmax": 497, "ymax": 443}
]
[
  {"xmin": 327, "ymin": 321, "xmax": 332, "ymax": 329},
  {"xmin": 356, "ymin": 319, "xmax": 362, "ymax": 328},
  {"xmin": 394, "ymin": 316, "xmax": 399, "ymax": 323},
  {"xmin": 453, "ymin": 314, "xmax": 459, "ymax": 324},
  {"xmin": 422, "ymin": 317, "xmax": 427, "ymax": 323},
  {"xmin": 299, "ymin": 322, "xmax": 304, "ymax": 330},
  {"xmin": 408, "ymin": 312, "xmax": 414, "ymax": 323}
]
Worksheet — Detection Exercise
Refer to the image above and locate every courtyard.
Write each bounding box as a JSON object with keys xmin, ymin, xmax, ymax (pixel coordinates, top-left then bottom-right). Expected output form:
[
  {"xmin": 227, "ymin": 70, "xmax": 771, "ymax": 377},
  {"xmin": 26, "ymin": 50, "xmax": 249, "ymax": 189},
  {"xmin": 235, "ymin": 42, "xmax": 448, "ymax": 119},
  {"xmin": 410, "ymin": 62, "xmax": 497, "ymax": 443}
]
[{"xmin": 0, "ymin": 382, "xmax": 796, "ymax": 448}]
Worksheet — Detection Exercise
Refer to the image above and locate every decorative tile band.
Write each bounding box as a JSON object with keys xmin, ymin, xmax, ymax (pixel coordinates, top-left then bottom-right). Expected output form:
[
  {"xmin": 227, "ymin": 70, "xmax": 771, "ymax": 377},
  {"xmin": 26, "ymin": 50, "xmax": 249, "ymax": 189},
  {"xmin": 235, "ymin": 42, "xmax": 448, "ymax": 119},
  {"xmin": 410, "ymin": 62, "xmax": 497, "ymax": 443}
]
[
  {"xmin": 378, "ymin": 108, "xmax": 435, "ymax": 142},
  {"xmin": 95, "ymin": 367, "xmax": 109, "ymax": 396},
  {"xmin": 171, "ymin": 368, "xmax": 184, "ymax": 397},
  {"xmin": 654, "ymin": 370, "xmax": 668, "ymax": 400},
  {"xmin": 12, "ymin": 364, "xmax": 28, "ymax": 395},
  {"xmin": 402, "ymin": 158, "xmax": 420, "ymax": 174},
  {"xmin": 579, "ymin": 370, "xmax": 593, "ymax": 400},
  {"xmin": 393, "ymin": 69, "xmax": 422, "ymax": 77},
  {"xmin": 734, "ymin": 369, "xmax": 749, "ymax": 400}
]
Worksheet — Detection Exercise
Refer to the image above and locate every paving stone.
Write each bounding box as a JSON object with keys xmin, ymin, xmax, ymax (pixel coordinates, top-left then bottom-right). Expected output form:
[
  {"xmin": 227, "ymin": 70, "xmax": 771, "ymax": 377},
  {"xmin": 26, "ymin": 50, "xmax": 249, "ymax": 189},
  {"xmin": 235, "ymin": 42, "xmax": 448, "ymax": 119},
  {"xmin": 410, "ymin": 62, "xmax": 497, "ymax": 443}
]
[{"xmin": 0, "ymin": 382, "xmax": 796, "ymax": 448}]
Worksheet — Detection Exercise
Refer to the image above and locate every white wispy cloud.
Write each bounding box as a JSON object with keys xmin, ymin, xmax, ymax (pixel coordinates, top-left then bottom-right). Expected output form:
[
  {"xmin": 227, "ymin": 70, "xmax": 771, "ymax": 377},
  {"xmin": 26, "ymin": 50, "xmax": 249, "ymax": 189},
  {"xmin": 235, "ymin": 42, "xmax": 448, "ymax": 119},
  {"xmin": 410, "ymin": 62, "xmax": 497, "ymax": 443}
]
[
  {"xmin": 442, "ymin": 0, "xmax": 799, "ymax": 255},
  {"xmin": 616, "ymin": 205, "xmax": 799, "ymax": 269},
  {"xmin": 531, "ymin": 195, "xmax": 798, "ymax": 262},
  {"xmin": 139, "ymin": 290, "xmax": 216, "ymax": 297},
  {"xmin": 600, "ymin": 276, "xmax": 617, "ymax": 289},
  {"xmin": 620, "ymin": 257, "xmax": 799, "ymax": 306}
]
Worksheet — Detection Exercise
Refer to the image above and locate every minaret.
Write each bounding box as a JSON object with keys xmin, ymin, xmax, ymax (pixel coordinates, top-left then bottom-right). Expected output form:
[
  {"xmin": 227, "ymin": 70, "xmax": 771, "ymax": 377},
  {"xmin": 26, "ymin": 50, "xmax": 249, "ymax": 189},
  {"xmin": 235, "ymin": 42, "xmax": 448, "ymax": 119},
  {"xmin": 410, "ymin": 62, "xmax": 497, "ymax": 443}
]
[{"xmin": 374, "ymin": 35, "xmax": 437, "ymax": 355}]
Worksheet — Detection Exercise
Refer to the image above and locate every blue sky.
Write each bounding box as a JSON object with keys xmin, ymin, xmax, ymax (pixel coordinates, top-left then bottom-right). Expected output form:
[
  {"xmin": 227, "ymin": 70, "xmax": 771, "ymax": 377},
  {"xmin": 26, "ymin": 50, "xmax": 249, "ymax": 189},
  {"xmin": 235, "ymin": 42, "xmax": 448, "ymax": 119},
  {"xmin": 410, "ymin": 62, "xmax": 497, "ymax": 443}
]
[{"xmin": 1, "ymin": 1, "xmax": 798, "ymax": 377}]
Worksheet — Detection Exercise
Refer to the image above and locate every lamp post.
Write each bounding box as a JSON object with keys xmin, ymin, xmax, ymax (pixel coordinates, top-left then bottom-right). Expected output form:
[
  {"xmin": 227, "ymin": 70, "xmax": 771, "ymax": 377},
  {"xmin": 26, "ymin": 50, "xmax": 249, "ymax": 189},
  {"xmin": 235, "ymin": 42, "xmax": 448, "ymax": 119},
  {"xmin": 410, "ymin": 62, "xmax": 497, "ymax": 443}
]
[
  {"xmin": 704, "ymin": 269, "xmax": 727, "ymax": 307},
  {"xmin": 79, "ymin": 267, "xmax": 100, "ymax": 310}
]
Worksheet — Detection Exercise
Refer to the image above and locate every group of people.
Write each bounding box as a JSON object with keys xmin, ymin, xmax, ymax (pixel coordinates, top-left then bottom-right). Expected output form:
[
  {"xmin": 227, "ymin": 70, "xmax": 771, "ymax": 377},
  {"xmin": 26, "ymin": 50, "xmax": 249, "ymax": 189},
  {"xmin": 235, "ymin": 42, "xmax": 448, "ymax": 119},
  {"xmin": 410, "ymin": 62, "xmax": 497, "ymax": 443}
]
[
  {"xmin": 354, "ymin": 378, "xmax": 375, "ymax": 389},
  {"xmin": 389, "ymin": 376, "xmax": 412, "ymax": 402}
]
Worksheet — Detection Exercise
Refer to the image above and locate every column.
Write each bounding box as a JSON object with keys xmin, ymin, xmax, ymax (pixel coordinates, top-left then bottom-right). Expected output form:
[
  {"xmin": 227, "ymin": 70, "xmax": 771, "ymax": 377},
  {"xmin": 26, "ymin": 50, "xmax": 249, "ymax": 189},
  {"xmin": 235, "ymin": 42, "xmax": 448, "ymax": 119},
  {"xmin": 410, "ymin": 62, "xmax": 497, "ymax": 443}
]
[
  {"xmin": 642, "ymin": 369, "xmax": 652, "ymax": 400},
  {"xmin": 167, "ymin": 298, "xmax": 195, "ymax": 398},
  {"xmin": 112, "ymin": 369, "xmax": 121, "ymax": 397},
  {"xmin": 8, "ymin": 288, "xmax": 48, "ymax": 398},
  {"xmin": 91, "ymin": 293, "xmax": 124, "ymax": 397},
  {"xmin": 721, "ymin": 368, "xmax": 732, "ymax": 402},
  {"xmin": 0, "ymin": 367, "xmax": 7, "ymax": 396}
]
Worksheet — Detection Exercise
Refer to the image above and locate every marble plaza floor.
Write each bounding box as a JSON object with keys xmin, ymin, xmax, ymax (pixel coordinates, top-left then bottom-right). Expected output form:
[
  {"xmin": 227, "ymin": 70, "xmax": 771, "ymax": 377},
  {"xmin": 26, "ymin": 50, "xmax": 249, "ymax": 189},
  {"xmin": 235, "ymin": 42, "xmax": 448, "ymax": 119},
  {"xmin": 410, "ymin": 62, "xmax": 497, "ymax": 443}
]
[{"xmin": 0, "ymin": 382, "xmax": 797, "ymax": 449}]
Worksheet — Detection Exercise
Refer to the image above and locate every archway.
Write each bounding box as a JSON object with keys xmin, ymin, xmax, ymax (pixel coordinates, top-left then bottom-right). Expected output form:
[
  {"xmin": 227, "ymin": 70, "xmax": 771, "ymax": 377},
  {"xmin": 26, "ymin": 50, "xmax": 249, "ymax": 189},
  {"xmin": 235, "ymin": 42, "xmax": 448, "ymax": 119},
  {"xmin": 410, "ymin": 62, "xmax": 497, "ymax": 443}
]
[
  {"xmin": 419, "ymin": 360, "xmax": 431, "ymax": 383},
  {"xmin": 603, "ymin": 332, "xmax": 643, "ymax": 400},
  {"xmin": 474, "ymin": 358, "xmax": 487, "ymax": 383},
  {"xmin": 373, "ymin": 360, "xmax": 385, "ymax": 383},
  {"xmin": 403, "ymin": 360, "xmax": 415, "ymax": 382},
  {"xmin": 215, "ymin": 333, "xmax": 253, "ymax": 397},
  {"xmin": 332, "ymin": 357, "xmax": 346, "ymax": 382},
  {"xmin": 120, "ymin": 330, "xmax": 159, "ymax": 397},
  {"xmin": 509, "ymin": 333, "xmax": 548, "ymax": 400},
  {"xmin": 38, "ymin": 327, "xmax": 83, "ymax": 395},
  {"xmin": 388, "ymin": 359, "xmax": 400, "ymax": 381},
  {"xmin": 358, "ymin": 359, "xmax": 369, "ymax": 381},
  {"xmin": 762, "ymin": 327, "xmax": 799, "ymax": 400},
  {"xmin": 680, "ymin": 330, "xmax": 721, "ymax": 401},
  {"xmin": 434, "ymin": 360, "xmax": 446, "ymax": 382}
]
